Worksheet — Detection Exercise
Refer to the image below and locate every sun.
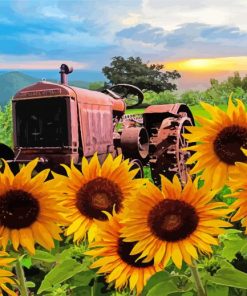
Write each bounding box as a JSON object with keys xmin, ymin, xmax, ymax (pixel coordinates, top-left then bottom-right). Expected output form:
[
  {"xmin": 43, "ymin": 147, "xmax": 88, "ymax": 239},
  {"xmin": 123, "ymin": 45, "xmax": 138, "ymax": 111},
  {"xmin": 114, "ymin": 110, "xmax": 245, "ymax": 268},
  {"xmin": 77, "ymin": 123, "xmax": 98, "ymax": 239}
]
[
  {"xmin": 183, "ymin": 59, "xmax": 213, "ymax": 70},
  {"xmin": 165, "ymin": 56, "xmax": 247, "ymax": 72}
]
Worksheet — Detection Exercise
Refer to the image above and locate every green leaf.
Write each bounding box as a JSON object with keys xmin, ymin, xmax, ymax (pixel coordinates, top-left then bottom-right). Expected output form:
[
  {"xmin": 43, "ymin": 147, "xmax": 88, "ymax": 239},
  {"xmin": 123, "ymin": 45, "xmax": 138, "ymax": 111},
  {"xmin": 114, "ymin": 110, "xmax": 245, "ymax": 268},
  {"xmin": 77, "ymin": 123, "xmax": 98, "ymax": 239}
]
[
  {"xmin": 206, "ymin": 285, "xmax": 228, "ymax": 296},
  {"xmin": 55, "ymin": 248, "xmax": 73, "ymax": 262},
  {"xmin": 72, "ymin": 286, "xmax": 92, "ymax": 296},
  {"xmin": 222, "ymin": 239, "xmax": 247, "ymax": 261},
  {"xmin": 37, "ymin": 259, "xmax": 88, "ymax": 294},
  {"xmin": 219, "ymin": 229, "xmax": 243, "ymax": 243},
  {"xmin": 69, "ymin": 270, "xmax": 95, "ymax": 287},
  {"xmin": 142, "ymin": 271, "xmax": 170, "ymax": 296},
  {"xmin": 240, "ymin": 242, "xmax": 247, "ymax": 255},
  {"xmin": 20, "ymin": 256, "xmax": 32, "ymax": 269},
  {"xmin": 32, "ymin": 250, "xmax": 56, "ymax": 263},
  {"xmin": 206, "ymin": 267, "xmax": 247, "ymax": 289},
  {"xmin": 146, "ymin": 281, "xmax": 179, "ymax": 296},
  {"xmin": 142, "ymin": 271, "xmax": 193, "ymax": 296},
  {"xmin": 26, "ymin": 281, "xmax": 36, "ymax": 288}
]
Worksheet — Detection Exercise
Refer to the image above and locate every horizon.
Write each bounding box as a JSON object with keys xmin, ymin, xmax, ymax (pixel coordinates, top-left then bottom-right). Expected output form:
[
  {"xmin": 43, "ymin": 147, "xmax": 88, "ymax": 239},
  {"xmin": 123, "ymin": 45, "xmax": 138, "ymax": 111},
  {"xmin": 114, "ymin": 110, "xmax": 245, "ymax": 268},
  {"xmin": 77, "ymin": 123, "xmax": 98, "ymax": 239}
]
[
  {"xmin": 0, "ymin": 0, "xmax": 247, "ymax": 90},
  {"xmin": 0, "ymin": 68, "xmax": 242, "ymax": 92}
]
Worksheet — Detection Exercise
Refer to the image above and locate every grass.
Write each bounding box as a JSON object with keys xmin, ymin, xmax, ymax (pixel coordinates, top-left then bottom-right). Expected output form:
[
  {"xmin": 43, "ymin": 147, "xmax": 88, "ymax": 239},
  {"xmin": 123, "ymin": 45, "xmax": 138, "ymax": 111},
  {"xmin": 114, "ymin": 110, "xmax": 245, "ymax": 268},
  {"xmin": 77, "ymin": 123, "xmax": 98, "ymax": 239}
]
[
  {"xmin": 190, "ymin": 104, "xmax": 227, "ymax": 119},
  {"xmin": 126, "ymin": 103, "xmax": 228, "ymax": 119}
]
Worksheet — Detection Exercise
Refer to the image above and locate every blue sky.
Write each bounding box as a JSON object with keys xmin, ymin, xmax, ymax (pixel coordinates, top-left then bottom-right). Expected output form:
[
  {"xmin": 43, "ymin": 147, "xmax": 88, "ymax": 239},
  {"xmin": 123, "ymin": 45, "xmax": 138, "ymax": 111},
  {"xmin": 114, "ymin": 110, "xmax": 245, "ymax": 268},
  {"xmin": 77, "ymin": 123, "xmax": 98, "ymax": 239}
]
[{"xmin": 0, "ymin": 0, "xmax": 247, "ymax": 88}]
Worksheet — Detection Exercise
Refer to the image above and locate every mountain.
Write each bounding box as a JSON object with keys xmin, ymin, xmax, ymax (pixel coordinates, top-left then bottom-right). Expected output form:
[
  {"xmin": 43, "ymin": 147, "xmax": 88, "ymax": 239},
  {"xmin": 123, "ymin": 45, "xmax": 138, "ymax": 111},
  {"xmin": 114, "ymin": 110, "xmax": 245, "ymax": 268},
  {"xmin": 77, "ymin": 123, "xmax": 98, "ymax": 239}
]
[
  {"xmin": 0, "ymin": 71, "xmax": 94, "ymax": 106},
  {"xmin": 0, "ymin": 72, "xmax": 38, "ymax": 106}
]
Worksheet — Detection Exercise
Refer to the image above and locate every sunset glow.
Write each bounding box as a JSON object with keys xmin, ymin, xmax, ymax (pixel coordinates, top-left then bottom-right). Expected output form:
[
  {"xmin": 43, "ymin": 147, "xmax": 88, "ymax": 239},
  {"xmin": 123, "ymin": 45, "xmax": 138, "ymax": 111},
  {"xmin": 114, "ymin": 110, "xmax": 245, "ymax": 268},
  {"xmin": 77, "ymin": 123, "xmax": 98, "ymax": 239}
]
[{"xmin": 165, "ymin": 56, "xmax": 247, "ymax": 72}]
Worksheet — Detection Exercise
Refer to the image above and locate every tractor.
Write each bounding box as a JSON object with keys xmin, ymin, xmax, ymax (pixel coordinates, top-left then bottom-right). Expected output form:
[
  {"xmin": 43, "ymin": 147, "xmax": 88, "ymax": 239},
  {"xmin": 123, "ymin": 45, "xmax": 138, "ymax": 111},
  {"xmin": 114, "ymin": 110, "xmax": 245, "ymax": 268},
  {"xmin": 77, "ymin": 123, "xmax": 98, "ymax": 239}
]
[{"xmin": 0, "ymin": 64, "xmax": 195, "ymax": 185}]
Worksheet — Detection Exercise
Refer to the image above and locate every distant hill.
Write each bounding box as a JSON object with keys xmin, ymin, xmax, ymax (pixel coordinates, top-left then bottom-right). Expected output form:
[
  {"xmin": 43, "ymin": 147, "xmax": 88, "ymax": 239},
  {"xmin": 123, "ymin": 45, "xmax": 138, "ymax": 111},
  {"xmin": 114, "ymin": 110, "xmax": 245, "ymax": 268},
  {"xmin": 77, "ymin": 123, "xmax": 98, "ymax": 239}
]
[
  {"xmin": 0, "ymin": 71, "xmax": 92, "ymax": 106},
  {"xmin": 0, "ymin": 72, "xmax": 38, "ymax": 106}
]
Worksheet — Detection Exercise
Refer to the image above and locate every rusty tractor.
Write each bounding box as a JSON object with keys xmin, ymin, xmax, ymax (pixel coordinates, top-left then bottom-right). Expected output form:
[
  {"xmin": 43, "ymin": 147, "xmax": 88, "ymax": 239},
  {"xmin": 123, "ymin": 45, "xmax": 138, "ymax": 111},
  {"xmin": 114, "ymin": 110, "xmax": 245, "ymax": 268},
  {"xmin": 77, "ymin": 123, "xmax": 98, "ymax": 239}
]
[{"xmin": 0, "ymin": 64, "xmax": 195, "ymax": 185}]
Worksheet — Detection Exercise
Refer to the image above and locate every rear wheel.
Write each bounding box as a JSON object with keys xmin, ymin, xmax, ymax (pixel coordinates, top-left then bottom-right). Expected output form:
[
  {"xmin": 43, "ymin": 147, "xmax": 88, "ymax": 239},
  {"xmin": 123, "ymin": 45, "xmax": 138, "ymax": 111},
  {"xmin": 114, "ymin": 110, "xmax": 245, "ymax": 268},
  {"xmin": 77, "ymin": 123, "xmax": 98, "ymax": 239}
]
[{"xmin": 149, "ymin": 115, "xmax": 194, "ymax": 186}]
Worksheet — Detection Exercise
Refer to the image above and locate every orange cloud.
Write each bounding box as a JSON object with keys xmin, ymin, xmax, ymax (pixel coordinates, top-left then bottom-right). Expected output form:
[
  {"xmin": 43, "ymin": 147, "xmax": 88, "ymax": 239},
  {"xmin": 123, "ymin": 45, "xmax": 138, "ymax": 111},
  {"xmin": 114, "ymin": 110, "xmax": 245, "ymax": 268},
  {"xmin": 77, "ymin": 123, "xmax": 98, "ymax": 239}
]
[{"xmin": 164, "ymin": 56, "xmax": 247, "ymax": 73}]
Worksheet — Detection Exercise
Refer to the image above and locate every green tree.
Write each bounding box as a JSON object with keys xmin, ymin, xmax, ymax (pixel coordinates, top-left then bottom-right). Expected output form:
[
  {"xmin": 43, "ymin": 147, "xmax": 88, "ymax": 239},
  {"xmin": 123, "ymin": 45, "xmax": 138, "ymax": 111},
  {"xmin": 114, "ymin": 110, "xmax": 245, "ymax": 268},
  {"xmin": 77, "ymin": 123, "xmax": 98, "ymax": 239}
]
[
  {"xmin": 0, "ymin": 101, "xmax": 13, "ymax": 147},
  {"xmin": 227, "ymin": 71, "xmax": 242, "ymax": 89},
  {"xmin": 180, "ymin": 90, "xmax": 202, "ymax": 106},
  {"xmin": 241, "ymin": 75, "xmax": 247, "ymax": 92},
  {"xmin": 102, "ymin": 56, "xmax": 181, "ymax": 93},
  {"xmin": 88, "ymin": 81, "xmax": 104, "ymax": 91},
  {"xmin": 144, "ymin": 90, "xmax": 178, "ymax": 105}
]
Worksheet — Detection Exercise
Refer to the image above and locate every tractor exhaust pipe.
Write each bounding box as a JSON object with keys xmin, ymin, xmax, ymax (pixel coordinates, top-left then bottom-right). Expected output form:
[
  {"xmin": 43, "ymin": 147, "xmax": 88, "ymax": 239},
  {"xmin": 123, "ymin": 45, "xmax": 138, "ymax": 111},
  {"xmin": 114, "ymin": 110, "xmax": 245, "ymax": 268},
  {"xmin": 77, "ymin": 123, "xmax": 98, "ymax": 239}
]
[{"xmin": 59, "ymin": 64, "xmax": 73, "ymax": 85}]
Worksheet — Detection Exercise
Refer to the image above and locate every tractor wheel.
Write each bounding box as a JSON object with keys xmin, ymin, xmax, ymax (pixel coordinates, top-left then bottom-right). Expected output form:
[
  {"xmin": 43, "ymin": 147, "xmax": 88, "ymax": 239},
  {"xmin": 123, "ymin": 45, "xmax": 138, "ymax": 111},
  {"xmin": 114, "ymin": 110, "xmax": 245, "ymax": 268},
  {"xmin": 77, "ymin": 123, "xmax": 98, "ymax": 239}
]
[
  {"xmin": 0, "ymin": 143, "xmax": 20, "ymax": 174},
  {"xmin": 149, "ymin": 115, "xmax": 194, "ymax": 187}
]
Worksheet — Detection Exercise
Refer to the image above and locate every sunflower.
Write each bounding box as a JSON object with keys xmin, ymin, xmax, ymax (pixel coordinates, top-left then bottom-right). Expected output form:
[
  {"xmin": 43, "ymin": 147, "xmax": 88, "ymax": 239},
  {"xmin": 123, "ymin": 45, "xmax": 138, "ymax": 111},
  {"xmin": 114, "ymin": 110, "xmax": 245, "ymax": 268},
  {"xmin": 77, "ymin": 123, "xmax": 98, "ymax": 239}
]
[
  {"xmin": 85, "ymin": 212, "xmax": 162, "ymax": 295},
  {"xmin": 0, "ymin": 159, "xmax": 65, "ymax": 255},
  {"xmin": 121, "ymin": 175, "xmax": 232, "ymax": 269},
  {"xmin": 183, "ymin": 98, "xmax": 247, "ymax": 190},
  {"xmin": 54, "ymin": 153, "xmax": 144, "ymax": 243},
  {"xmin": 0, "ymin": 251, "xmax": 16, "ymax": 296},
  {"xmin": 227, "ymin": 161, "xmax": 247, "ymax": 232}
]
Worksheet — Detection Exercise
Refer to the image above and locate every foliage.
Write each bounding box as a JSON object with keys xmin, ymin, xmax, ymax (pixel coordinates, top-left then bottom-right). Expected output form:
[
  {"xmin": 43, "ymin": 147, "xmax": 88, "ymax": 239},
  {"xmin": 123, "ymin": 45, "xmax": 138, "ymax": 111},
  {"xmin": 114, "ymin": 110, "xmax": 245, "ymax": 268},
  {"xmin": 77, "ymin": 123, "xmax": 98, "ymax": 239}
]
[
  {"xmin": 1, "ymin": 71, "xmax": 247, "ymax": 295},
  {"xmin": 0, "ymin": 101, "xmax": 13, "ymax": 147},
  {"xmin": 102, "ymin": 56, "xmax": 181, "ymax": 93},
  {"xmin": 88, "ymin": 81, "xmax": 104, "ymax": 91},
  {"xmin": 180, "ymin": 90, "xmax": 202, "ymax": 106},
  {"xmin": 144, "ymin": 90, "xmax": 178, "ymax": 104},
  {"xmin": 200, "ymin": 72, "xmax": 247, "ymax": 105}
]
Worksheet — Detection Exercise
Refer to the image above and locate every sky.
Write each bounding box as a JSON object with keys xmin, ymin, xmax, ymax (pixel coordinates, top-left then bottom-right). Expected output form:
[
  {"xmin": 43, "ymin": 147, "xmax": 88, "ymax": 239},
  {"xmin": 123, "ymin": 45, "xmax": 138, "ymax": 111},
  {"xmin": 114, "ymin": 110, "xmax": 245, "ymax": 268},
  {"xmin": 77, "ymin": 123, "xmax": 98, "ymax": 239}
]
[{"xmin": 0, "ymin": 0, "xmax": 247, "ymax": 89}]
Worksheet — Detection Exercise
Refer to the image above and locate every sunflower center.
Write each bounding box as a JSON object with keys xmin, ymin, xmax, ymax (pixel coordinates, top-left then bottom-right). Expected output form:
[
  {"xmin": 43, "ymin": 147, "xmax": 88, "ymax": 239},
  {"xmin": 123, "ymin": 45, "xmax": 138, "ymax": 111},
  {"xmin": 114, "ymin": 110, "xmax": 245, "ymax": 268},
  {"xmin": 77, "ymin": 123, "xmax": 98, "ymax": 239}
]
[
  {"xmin": 0, "ymin": 190, "xmax": 40, "ymax": 229},
  {"xmin": 117, "ymin": 238, "xmax": 154, "ymax": 267},
  {"xmin": 162, "ymin": 214, "xmax": 182, "ymax": 232},
  {"xmin": 213, "ymin": 125, "xmax": 247, "ymax": 165},
  {"xmin": 76, "ymin": 177, "xmax": 123, "ymax": 221},
  {"xmin": 148, "ymin": 199, "xmax": 198, "ymax": 242},
  {"xmin": 91, "ymin": 193, "xmax": 111, "ymax": 210}
]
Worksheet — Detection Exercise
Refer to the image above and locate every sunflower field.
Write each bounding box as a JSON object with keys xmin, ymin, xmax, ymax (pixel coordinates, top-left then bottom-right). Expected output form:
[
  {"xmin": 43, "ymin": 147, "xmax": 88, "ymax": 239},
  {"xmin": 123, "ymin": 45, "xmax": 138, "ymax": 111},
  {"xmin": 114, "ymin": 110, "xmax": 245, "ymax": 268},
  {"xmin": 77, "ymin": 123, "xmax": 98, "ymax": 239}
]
[{"xmin": 1, "ymin": 98, "xmax": 247, "ymax": 296}]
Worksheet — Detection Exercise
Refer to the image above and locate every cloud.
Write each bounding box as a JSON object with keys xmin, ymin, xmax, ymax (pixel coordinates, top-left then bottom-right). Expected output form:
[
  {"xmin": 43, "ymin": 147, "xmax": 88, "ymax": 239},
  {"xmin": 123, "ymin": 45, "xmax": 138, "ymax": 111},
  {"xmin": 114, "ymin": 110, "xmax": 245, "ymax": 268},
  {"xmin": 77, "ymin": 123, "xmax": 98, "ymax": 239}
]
[
  {"xmin": 116, "ymin": 23, "xmax": 167, "ymax": 44},
  {"xmin": 1, "ymin": 0, "xmax": 247, "ymax": 71},
  {"xmin": 116, "ymin": 22, "xmax": 247, "ymax": 60},
  {"xmin": 0, "ymin": 55, "xmax": 87, "ymax": 70},
  {"xmin": 141, "ymin": 0, "xmax": 247, "ymax": 31},
  {"xmin": 40, "ymin": 5, "xmax": 67, "ymax": 19}
]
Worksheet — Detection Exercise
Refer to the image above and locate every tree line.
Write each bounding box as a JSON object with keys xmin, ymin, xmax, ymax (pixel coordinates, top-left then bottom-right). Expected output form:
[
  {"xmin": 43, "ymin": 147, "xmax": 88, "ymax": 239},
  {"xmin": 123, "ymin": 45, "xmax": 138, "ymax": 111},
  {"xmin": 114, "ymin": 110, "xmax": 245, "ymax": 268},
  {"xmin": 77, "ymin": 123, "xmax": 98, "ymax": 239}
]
[{"xmin": 89, "ymin": 56, "xmax": 247, "ymax": 106}]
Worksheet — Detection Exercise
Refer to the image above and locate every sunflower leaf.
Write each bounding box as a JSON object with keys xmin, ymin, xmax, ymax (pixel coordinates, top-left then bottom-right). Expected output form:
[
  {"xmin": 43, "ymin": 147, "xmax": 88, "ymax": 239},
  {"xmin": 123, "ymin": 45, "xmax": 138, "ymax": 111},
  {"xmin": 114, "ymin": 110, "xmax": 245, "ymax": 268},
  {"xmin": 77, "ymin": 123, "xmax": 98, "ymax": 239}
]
[
  {"xmin": 206, "ymin": 284, "xmax": 228, "ymax": 296},
  {"xmin": 37, "ymin": 259, "xmax": 88, "ymax": 294},
  {"xmin": 32, "ymin": 250, "xmax": 56, "ymax": 263},
  {"xmin": 142, "ymin": 271, "xmax": 170, "ymax": 295},
  {"xmin": 142, "ymin": 271, "xmax": 193, "ymax": 296},
  {"xmin": 206, "ymin": 267, "xmax": 247, "ymax": 289},
  {"xmin": 222, "ymin": 239, "xmax": 247, "ymax": 261}
]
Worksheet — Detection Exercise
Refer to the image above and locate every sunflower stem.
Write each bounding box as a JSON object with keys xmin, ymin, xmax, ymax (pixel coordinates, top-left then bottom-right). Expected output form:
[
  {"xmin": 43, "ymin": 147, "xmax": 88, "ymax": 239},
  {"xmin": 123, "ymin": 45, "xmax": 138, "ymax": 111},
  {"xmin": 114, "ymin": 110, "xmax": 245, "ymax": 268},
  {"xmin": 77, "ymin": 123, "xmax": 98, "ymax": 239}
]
[
  {"xmin": 15, "ymin": 257, "xmax": 28, "ymax": 296},
  {"xmin": 190, "ymin": 260, "xmax": 207, "ymax": 296}
]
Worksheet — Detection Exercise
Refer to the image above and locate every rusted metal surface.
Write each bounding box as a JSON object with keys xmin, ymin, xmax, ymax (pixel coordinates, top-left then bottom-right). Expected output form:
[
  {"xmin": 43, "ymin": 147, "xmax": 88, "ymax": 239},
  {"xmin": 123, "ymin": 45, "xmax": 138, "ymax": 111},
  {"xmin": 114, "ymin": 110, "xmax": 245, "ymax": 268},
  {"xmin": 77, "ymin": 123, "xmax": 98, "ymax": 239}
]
[
  {"xmin": 4, "ymin": 64, "xmax": 195, "ymax": 185},
  {"xmin": 147, "ymin": 113, "xmax": 194, "ymax": 185},
  {"xmin": 78, "ymin": 101, "xmax": 114, "ymax": 157},
  {"xmin": 121, "ymin": 127, "xmax": 149, "ymax": 159}
]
